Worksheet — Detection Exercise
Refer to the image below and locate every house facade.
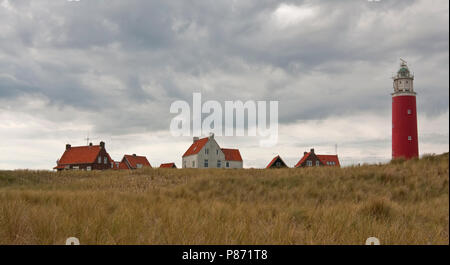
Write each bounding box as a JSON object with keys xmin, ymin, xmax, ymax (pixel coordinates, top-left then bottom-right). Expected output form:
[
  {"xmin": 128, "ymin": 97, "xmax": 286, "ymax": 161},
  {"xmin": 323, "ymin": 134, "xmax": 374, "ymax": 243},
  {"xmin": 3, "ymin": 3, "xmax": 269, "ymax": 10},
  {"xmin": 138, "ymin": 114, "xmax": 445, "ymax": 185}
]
[
  {"xmin": 182, "ymin": 134, "xmax": 243, "ymax": 169},
  {"xmin": 54, "ymin": 141, "xmax": 112, "ymax": 171},
  {"xmin": 295, "ymin": 148, "xmax": 340, "ymax": 168}
]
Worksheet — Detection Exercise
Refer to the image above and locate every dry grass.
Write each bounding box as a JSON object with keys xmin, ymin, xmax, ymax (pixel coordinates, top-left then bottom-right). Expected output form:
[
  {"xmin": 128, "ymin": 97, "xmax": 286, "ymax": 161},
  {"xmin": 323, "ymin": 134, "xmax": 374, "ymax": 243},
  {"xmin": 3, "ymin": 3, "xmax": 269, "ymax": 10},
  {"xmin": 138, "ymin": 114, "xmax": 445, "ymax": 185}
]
[{"xmin": 0, "ymin": 153, "xmax": 448, "ymax": 245}]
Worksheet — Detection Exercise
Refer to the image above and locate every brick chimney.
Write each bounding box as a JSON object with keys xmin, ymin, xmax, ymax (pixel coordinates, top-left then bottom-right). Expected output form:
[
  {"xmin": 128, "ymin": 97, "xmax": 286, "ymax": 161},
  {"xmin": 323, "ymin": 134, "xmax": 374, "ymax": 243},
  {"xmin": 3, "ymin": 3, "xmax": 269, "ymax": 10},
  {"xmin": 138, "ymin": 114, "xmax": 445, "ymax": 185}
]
[
  {"xmin": 89, "ymin": 142, "xmax": 93, "ymax": 146},
  {"xmin": 133, "ymin": 154, "xmax": 136, "ymax": 157},
  {"xmin": 100, "ymin": 141, "xmax": 105, "ymax": 149},
  {"xmin": 66, "ymin": 144, "xmax": 71, "ymax": 150},
  {"xmin": 193, "ymin": 137, "xmax": 199, "ymax": 143},
  {"xmin": 310, "ymin": 148, "xmax": 315, "ymax": 154}
]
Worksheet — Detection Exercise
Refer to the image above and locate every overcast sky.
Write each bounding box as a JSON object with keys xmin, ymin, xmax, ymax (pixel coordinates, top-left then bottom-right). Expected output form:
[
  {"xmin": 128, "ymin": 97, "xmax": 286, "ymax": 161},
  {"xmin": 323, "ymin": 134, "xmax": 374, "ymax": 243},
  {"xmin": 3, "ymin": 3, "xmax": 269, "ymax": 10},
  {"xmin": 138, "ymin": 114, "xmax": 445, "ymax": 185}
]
[{"xmin": 0, "ymin": 0, "xmax": 448, "ymax": 169}]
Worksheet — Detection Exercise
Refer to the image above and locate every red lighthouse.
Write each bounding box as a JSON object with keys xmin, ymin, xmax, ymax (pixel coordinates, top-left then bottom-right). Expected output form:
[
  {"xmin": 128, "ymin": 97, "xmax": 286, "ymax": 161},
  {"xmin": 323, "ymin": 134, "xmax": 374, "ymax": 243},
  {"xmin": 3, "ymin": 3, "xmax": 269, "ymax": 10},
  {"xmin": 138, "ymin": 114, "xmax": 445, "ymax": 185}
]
[{"xmin": 392, "ymin": 59, "xmax": 419, "ymax": 159}]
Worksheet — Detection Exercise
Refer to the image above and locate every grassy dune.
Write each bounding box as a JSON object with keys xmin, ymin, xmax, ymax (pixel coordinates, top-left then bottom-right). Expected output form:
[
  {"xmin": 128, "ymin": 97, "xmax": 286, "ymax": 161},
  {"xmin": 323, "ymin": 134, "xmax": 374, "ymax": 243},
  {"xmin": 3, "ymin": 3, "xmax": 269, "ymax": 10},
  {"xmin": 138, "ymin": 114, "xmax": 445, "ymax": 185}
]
[{"xmin": 0, "ymin": 153, "xmax": 448, "ymax": 245}]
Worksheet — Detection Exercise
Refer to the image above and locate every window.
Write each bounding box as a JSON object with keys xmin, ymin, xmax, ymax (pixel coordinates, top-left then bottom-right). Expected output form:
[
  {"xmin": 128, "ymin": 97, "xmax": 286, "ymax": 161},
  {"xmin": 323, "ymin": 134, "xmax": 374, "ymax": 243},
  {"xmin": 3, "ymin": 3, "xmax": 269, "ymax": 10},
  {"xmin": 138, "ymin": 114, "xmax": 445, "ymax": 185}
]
[
  {"xmin": 192, "ymin": 161, "xmax": 195, "ymax": 167},
  {"xmin": 86, "ymin": 166, "xmax": 91, "ymax": 171},
  {"xmin": 217, "ymin": 160, "xmax": 221, "ymax": 168},
  {"xmin": 136, "ymin": 164, "xmax": 143, "ymax": 169},
  {"xmin": 316, "ymin": 161, "xmax": 320, "ymax": 166},
  {"xmin": 408, "ymin": 136, "xmax": 412, "ymax": 141},
  {"xmin": 306, "ymin": 160, "xmax": 312, "ymax": 167},
  {"xmin": 226, "ymin": 162, "xmax": 230, "ymax": 168},
  {"xmin": 205, "ymin": 148, "xmax": 209, "ymax": 155},
  {"xmin": 98, "ymin": 156, "xmax": 101, "ymax": 163},
  {"xmin": 216, "ymin": 150, "xmax": 219, "ymax": 155},
  {"xmin": 276, "ymin": 162, "xmax": 281, "ymax": 167},
  {"xmin": 183, "ymin": 161, "xmax": 186, "ymax": 168},
  {"xmin": 104, "ymin": 157, "xmax": 107, "ymax": 164},
  {"xmin": 73, "ymin": 166, "xmax": 79, "ymax": 170},
  {"xmin": 204, "ymin": 159, "xmax": 208, "ymax": 168},
  {"xmin": 407, "ymin": 109, "xmax": 412, "ymax": 115}
]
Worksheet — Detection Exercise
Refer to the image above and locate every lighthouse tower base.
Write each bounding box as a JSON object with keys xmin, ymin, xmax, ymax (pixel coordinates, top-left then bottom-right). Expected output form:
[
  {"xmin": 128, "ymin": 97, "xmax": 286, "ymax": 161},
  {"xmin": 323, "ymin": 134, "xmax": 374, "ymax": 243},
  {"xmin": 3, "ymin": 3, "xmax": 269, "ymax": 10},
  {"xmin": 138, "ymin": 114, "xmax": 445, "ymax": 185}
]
[{"xmin": 392, "ymin": 94, "xmax": 419, "ymax": 159}]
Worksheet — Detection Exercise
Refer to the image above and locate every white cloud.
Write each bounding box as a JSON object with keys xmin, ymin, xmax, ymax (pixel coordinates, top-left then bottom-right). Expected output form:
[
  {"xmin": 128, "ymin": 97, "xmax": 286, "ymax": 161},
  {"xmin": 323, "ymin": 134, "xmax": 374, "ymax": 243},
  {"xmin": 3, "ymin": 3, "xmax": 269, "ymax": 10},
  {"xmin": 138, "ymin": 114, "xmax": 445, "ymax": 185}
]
[{"xmin": 271, "ymin": 3, "xmax": 317, "ymax": 28}]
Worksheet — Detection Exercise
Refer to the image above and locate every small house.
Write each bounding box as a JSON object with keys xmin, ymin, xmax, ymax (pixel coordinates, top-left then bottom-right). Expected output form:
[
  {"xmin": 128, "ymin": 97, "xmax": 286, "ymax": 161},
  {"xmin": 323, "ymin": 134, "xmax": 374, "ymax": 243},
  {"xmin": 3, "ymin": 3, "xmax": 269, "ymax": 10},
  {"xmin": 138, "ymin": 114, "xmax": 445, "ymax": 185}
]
[
  {"xmin": 295, "ymin": 148, "xmax": 340, "ymax": 168},
  {"xmin": 266, "ymin": 155, "xmax": 288, "ymax": 168},
  {"xmin": 160, "ymin": 163, "xmax": 177, "ymax": 168},
  {"xmin": 182, "ymin": 134, "xmax": 243, "ymax": 169},
  {"xmin": 54, "ymin": 141, "xmax": 112, "ymax": 171}
]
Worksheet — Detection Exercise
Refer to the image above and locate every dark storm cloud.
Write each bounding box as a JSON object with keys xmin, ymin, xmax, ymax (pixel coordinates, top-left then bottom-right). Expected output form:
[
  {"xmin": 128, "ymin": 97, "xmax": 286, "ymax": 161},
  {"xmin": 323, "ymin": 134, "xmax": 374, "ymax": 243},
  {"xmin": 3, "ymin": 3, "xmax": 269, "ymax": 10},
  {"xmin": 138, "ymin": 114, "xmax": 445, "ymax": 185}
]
[{"xmin": 0, "ymin": 0, "xmax": 448, "ymax": 136}]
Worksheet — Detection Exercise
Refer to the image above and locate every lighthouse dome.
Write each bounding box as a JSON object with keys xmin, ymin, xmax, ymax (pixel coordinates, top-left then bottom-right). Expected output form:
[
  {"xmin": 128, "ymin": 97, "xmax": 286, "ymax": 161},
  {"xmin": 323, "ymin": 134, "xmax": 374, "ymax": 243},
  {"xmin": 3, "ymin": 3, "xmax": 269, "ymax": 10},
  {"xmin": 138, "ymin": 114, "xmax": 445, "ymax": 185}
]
[{"xmin": 398, "ymin": 67, "xmax": 410, "ymax": 77}]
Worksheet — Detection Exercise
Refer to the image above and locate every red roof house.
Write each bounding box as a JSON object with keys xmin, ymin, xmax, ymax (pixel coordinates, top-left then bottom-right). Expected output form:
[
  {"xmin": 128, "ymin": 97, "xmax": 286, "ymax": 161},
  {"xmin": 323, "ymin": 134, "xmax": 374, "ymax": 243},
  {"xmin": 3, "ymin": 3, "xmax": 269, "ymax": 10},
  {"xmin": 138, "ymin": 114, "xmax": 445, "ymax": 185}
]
[
  {"xmin": 54, "ymin": 141, "xmax": 112, "ymax": 171},
  {"xmin": 121, "ymin": 154, "xmax": 152, "ymax": 169},
  {"xmin": 266, "ymin": 155, "xmax": 288, "ymax": 168},
  {"xmin": 295, "ymin": 148, "xmax": 340, "ymax": 168},
  {"xmin": 160, "ymin": 163, "xmax": 177, "ymax": 168},
  {"xmin": 182, "ymin": 134, "xmax": 243, "ymax": 168}
]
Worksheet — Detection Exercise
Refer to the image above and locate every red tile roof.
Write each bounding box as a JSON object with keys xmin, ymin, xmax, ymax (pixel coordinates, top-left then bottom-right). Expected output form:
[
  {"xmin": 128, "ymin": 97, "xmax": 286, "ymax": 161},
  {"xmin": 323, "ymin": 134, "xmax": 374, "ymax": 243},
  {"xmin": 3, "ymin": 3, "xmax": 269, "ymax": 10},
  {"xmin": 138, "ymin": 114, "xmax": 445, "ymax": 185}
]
[
  {"xmin": 317, "ymin": 155, "xmax": 340, "ymax": 167},
  {"xmin": 266, "ymin": 155, "xmax": 287, "ymax": 168},
  {"xmin": 57, "ymin": 145, "xmax": 102, "ymax": 165},
  {"xmin": 295, "ymin": 153, "xmax": 310, "ymax": 168},
  {"xmin": 118, "ymin": 161, "xmax": 130, "ymax": 170},
  {"xmin": 123, "ymin": 154, "xmax": 151, "ymax": 169},
  {"xmin": 221, "ymin": 148, "xmax": 243, "ymax": 162},
  {"xmin": 160, "ymin": 163, "xmax": 177, "ymax": 168},
  {"xmin": 182, "ymin": 137, "xmax": 209, "ymax": 157},
  {"xmin": 295, "ymin": 152, "xmax": 340, "ymax": 167}
]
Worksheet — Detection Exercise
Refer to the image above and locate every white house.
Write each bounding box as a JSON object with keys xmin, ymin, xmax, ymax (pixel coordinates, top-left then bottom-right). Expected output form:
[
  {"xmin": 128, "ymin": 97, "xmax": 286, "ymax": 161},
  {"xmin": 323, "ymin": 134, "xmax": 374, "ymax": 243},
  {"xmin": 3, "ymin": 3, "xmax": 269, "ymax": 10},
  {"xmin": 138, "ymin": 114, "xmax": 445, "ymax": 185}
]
[{"xmin": 182, "ymin": 134, "xmax": 243, "ymax": 169}]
